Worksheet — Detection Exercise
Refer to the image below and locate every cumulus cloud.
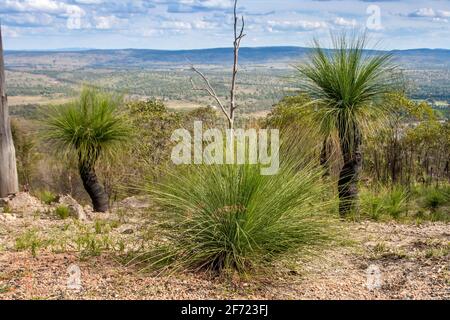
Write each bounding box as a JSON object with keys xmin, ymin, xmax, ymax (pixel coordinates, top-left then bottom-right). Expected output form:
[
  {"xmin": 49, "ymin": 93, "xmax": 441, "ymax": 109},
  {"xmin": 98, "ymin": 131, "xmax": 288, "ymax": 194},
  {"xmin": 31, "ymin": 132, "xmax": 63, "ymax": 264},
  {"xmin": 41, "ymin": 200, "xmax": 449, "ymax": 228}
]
[
  {"xmin": 1, "ymin": 0, "xmax": 85, "ymax": 15},
  {"xmin": 3, "ymin": 12, "xmax": 53, "ymax": 27},
  {"xmin": 333, "ymin": 17, "xmax": 357, "ymax": 27},
  {"xmin": 408, "ymin": 8, "xmax": 450, "ymax": 19},
  {"xmin": 94, "ymin": 15, "xmax": 127, "ymax": 29},
  {"xmin": 267, "ymin": 20, "xmax": 327, "ymax": 32}
]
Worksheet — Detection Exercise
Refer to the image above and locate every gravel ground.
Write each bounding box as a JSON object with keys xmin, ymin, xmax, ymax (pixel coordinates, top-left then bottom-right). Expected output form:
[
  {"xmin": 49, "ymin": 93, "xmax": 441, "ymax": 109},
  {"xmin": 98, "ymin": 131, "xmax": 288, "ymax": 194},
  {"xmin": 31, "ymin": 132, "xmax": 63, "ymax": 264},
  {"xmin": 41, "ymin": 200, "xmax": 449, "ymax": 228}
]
[{"xmin": 0, "ymin": 208, "xmax": 449, "ymax": 300}]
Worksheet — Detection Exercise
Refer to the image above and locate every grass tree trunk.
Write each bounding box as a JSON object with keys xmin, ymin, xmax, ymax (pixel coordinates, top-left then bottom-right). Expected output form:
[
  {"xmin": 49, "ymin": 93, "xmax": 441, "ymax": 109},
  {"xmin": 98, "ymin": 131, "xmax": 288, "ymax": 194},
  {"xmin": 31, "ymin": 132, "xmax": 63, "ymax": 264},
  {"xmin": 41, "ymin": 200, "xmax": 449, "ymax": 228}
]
[
  {"xmin": 320, "ymin": 138, "xmax": 330, "ymax": 176},
  {"xmin": 338, "ymin": 127, "xmax": 362, "ymax": 216},
  {"xmin": 0, "ymin": 25, "xmax": 19, "ymax": 197},
  {"xmin": 79, "ymin": 161, "xmax": 109, "ymax": 212}
]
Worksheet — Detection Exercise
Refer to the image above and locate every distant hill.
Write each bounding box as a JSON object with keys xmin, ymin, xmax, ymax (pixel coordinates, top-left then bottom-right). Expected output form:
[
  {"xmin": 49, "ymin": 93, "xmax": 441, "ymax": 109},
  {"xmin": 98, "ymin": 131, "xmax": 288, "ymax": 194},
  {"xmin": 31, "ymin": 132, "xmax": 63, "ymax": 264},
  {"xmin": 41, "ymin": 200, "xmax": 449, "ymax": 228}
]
[{"xmin": 5, "ymin": 46, "xmax": 450, "ymax": 70}]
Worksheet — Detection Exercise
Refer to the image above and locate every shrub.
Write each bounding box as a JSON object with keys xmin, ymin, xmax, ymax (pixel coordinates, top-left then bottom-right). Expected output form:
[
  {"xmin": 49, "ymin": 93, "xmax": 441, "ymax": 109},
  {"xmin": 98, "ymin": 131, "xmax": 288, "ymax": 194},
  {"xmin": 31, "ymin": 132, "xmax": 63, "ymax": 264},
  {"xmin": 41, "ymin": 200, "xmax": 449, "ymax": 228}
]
[
  {"xmin": 36, "ymin": 190, "xmax": 58, "ymax": 205},
  {"xmin": 141, "ymin": 153, "xmax": 336, "ymax": 274},
  {"xmin": 360, "ymin": 185, "xmax": 409, "ymax": 220},
  {"xmin": 55, "ymin": 205, "xmax": 70, "ymax": 220},
  {"xmin": 383, "ymin": 186, "xmax": 409, "ymax": 219},
  {"xmin": 359, "ymin": 191, "xmax": 384, "ymax": 221},
  {"xmin": 423, "ymin": 188, "xmax": 449, "ymax": 210},
  {"xmin": 15, "ymin": 229, "xmax": 44, "ymax": 257},
  {"xmin": 2, "ymin": 203, "xmax": 12, "ymax": 214}
]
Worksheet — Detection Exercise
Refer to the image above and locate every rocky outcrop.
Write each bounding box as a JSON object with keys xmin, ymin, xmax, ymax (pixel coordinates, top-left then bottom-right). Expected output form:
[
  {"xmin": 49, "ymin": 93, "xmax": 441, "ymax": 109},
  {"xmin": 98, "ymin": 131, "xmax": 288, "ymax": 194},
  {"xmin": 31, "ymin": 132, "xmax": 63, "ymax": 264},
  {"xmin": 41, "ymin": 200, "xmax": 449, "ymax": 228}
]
[
  {"xmin": 0, "ymin": 192, "xmax": 47, "ymax": 213},
  {"xmin": 58, "ymin": 195, "xmax": 88, "ymax": 221},
  {"xmin": 117, "ymin": 196, "xmax": 150, "ymax": 210}
]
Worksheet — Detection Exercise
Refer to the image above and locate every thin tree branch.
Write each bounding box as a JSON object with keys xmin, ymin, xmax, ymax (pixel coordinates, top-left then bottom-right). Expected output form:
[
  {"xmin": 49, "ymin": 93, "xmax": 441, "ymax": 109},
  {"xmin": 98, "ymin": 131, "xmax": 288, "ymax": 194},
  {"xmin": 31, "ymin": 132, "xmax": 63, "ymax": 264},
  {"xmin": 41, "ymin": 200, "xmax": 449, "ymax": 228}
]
[
  {"xmin": 188, "ymin": 0, "xmax": 245, "ymax": 129},
  {"xmin": 190, "ymin": 66, "xmax": 230, "ymax": 122}
]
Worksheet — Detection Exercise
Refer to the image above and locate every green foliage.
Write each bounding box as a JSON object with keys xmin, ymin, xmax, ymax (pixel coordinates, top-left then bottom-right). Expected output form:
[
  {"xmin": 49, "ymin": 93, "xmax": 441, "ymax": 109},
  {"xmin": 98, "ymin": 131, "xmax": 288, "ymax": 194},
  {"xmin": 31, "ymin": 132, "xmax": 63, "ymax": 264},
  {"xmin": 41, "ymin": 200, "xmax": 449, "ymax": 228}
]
[
  {"xmin": 2, "ymin": 204, "xmax": 12, "ymax": 214},
  {"xmin": 11, "ymin": 119, "xmax": 40, "ymax": 186},
  {"xmin": 383, "ymin": 186, "xmax": 409, "ymax": 219},
  {"xmin": 74, "ymin": 227, "xmax": 113, "ymax": 258},
  {"xmin": 184, "ymin": 106, "xmax": 221, "ymax": 129},
  {"xmin": 36, "ymin": 190, "xmax": 58, "ymax": 205},
  {"xmin": 360, "ymin": 184, "xmax": 450, "ymax": 222},
  {"xmin": 296, "ymin": 33, "xmax": 396, "ymax": 150},
  {"xmin": 362, "ymin": 94, "xmax": 449, "ymax": 185},
  {"xmin": 360, "ymin": 185, "xmax": 409, "ymax": 220},
  {"xmin": 126, "ymin": 99, "xmax": 183, "ymax": 181},
  {"xmin": 264, "ymin": 94, "xmax": 315, "ymax": 130},
  {"xmin": 418, "ymin": 185, "xmax": 450, "ymax": 211},
  {"xmin": 55, "ymin": 205, "xmax": 70, "ymax": 220},
  {"xmin": 424, "ymin": 190, "xmax": 447, "ymax": 210},
  {"xmin": 141, "ymin": 147, "xmax": 337, "ymax": 274},
  {"xmin": 15, "ymin": 229, "xmax": 45, "ymax": 257},
  {"xmin": 43, "ymin": 86, "xmax": 131, "ymax": 166}
]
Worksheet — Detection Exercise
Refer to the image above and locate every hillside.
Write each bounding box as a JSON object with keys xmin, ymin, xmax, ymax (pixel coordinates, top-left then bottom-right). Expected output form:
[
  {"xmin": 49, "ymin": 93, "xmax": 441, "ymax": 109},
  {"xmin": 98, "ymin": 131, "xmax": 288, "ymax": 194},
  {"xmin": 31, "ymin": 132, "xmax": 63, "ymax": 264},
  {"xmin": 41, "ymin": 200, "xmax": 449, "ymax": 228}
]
[
  {"xmin": 4, "ymin": 47, "xmax": 450, "ymax": 115},
  {"xmin": 5, "ymin": 47, "xmax": 450, "ymax": 70}
]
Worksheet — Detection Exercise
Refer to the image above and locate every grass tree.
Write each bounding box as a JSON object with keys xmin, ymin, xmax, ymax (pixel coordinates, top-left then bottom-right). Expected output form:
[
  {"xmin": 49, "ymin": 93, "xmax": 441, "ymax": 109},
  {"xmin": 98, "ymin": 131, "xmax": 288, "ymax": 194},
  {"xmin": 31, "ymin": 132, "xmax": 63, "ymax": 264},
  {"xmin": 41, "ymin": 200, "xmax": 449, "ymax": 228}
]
[
  {"xmin": 44, "ymin": 87, "xmax": 131, "ymax": 212},
  {"xmin": 297, "ymin": 33, "xmax": 396, "ymax": 215}
]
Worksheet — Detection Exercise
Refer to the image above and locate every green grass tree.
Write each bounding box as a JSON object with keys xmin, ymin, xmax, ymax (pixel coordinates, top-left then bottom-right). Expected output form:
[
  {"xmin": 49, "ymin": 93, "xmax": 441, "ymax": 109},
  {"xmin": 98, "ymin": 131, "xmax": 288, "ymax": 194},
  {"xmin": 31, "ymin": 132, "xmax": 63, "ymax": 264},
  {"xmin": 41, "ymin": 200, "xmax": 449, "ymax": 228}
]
[
  {"xmin": 44, "ymin": 87, "xmax": 131, "ymax": 212},
  {"xmin": 297, "ymin": 33, "xmax": 397, "ymax": 215}
]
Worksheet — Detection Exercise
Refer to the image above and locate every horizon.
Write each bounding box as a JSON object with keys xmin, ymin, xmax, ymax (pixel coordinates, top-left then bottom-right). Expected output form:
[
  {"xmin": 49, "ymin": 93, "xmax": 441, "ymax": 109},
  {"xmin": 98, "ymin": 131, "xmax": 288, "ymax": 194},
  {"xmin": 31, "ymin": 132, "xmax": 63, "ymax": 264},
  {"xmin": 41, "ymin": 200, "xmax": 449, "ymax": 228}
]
[
  {"xmin": 4, "ymin": 45, "xmax": 450, "ymax": 53},
  {"xmin": 1, "ymin": 0, "xmax": 449, "ymax": 51}
]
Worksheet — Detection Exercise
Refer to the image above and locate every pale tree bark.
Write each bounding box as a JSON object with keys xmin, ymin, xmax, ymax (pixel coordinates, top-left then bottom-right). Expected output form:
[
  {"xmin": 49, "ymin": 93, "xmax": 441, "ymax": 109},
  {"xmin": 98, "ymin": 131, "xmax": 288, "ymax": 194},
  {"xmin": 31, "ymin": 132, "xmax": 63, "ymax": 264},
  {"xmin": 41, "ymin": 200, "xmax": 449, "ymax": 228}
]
[
  {"xmin": 0, "ymin": 25, "xmax": 19, "ymax": 197},
  {"xmin": 190, "ymin": 0, "xmax": 245, "ymax": 130}
]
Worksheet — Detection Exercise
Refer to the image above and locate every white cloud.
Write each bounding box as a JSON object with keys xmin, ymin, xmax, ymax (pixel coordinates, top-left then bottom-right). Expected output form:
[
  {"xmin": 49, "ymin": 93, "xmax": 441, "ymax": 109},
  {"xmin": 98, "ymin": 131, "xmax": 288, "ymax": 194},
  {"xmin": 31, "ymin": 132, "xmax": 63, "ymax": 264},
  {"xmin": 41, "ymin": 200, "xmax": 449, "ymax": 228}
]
[
  {"xmin": 409, "ymin": 8, "xmax": 450, "ymax": 20},
  {"xmin": 94, "ymin": 15, "xmax": 127, "ymax": 29},
  {"xmin": 267, "ymin": 20, "xmax": 327, "ymax": 32},
  {"xmin": 161, "ymin": 20, "xmax": 192, "ymax": 30},
  {"xmin": 437, "ymin": 10, "xmax": 450, "ymax": 18},
  {"xmin": 4, "ymin": 12, "xmax": 53, "ymax": 26},
  {"xmin": 74, "ymin": 0, "xmax": 104, "ymax": 4},
  {"xmin": 409, "ymin": 8, "xmax": 436, "ymax": 18},
  {"xmin": 2, "ymin": 26, "xmax": 20, "ymax": 37},
  {"xmin": 3, "ymin": 0, "xmax": 85, "ymax": 15},
  {"xmin": 333, "ymin": 17, "xmax": 357, "ymax": 27}
]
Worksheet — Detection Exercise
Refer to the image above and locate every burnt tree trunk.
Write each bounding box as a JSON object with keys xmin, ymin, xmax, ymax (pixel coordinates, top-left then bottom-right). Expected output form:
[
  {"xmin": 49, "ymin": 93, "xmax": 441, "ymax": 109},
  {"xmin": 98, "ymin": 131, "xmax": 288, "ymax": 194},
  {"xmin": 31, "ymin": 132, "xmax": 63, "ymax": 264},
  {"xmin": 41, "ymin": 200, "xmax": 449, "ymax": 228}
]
[
  {"xmin": 320, "ymin": 138, "xmax": 330, "ymax": 176},
  {"xmin": 79, "ymin": 161, "xmax": 109, "ymax": 212},
  {"xmin": 338, "ymin": 126, "xmax": 362, "ymax": 216},
  {"xmin": 0, "ymin": 25, "xmax": 19, "ymax": 197}
]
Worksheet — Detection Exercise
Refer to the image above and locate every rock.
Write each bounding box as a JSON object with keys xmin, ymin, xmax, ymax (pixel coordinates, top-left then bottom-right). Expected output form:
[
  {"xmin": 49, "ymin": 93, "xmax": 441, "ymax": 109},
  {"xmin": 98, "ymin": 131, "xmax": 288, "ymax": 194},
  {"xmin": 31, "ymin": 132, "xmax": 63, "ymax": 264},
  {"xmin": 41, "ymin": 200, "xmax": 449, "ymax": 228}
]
[
  {"xmin": 0, "ymin": 192, "xmax": 47, "ymax": 214},
  {"xmin": 58, "ymin": 195, "xmax": 88, "ymax": 221},
  {"xmin": 117, "ymin": 196, "xmax": 150, "ymax": 210},
  {"xmin": 0, "ymin": 213, "xmax": 17, "ymax": 222},
  {"xmin": 117, "ymin": 224, "xmax": 134, "ymax": 234}
]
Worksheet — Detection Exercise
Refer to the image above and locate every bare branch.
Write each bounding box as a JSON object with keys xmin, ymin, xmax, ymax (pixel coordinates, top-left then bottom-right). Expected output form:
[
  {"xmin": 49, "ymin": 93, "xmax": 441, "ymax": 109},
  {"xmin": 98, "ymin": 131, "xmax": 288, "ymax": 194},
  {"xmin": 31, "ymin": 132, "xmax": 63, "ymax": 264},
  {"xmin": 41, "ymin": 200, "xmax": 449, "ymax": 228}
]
[
  {"xmin": 190, "ymin": 66, "xmax": 230, "ymax": 122},
  {"xmin": 188, "ymin": 0, "xmax": 245, "ymax": 129},
  {"xmin": 229, "ymin": 0, "xmax": 245, "ymax": 118}
]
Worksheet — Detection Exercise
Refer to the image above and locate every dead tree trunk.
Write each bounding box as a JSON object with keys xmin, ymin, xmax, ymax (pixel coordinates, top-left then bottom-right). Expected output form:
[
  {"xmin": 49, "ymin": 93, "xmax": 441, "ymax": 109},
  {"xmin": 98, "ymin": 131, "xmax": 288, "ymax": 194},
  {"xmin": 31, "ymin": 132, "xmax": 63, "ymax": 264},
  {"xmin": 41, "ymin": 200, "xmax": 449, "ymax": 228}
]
[
  {"xmin": 190, "ymin": 0, "xmax": 245, "ymax": 130},
  {"xmin": 0, "ymin": 25, "xmax": 19, "ymax": 197}
]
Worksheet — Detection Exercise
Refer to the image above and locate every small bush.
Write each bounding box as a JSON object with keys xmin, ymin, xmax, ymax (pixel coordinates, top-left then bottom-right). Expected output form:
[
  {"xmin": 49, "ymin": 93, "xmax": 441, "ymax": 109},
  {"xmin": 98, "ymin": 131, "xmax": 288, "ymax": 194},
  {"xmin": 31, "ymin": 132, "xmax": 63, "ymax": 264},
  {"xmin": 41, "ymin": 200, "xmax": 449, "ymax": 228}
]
[
  {"xmin": 2, "ymin": 204, "xmax": 12, "ymax": 214},
  {"xmin": 359, "ymin": 191, "xmax": 384, "ymax": 221},
  {"xmin": 384, "ymin": 186, "xmax": 409, "ymax": 219},
  {"xmin": 75, "ymin": 232, "xmax": 112, "ymax": 258},
  {"xmin": 423, "ymin": 188, "xmax": 449, "ymax": 210},
  {"xmin": 36, "ymin": 190, "xmax": 58, "ymax": 205},
  {"xmin": 142, "ymin": 152, "xmax": 337, "ymax": 274},
  {"xmin": 55, "ymin": 205, "xmax": 70, "ymax": 220},
  {"xmin": 15, "ymin": 229, "xmax": 44, "ymax": 257},
  {"xmin": 360, "ymin": 185, "xmax": 409, "ymax": 220}
]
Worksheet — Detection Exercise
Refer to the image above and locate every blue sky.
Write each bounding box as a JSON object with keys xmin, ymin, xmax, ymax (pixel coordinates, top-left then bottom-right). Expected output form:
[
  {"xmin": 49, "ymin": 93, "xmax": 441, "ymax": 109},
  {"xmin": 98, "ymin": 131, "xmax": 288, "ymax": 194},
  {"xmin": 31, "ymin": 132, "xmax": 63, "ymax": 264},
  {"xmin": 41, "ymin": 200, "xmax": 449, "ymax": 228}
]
[{"xmin": 1, "ymin": 0, "xmax": 449, "ymax": 50}]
